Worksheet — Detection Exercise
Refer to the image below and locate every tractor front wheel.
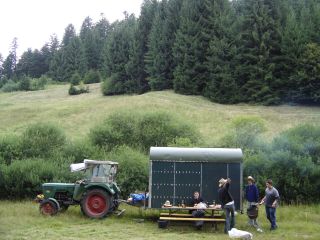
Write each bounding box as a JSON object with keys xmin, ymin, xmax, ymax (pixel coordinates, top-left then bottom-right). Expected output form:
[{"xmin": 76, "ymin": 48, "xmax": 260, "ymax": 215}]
[
  {"xmin": 40, "ymin": 199, "xmax": 59, "ymax": 216},
  {"xmin": 81, "ymin": 189, "xmax": 111, "ymax": 218}
]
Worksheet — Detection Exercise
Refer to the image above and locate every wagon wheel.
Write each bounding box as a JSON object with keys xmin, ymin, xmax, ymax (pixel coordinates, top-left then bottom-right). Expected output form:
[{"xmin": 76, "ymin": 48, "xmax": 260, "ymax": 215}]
[
  {"xmin": 81, "ymin": 189, "xmax": 111, "ymax": 218},
  {"xmin": 40, "ymin": 199, "xmax": 59, "ymax": 216}
]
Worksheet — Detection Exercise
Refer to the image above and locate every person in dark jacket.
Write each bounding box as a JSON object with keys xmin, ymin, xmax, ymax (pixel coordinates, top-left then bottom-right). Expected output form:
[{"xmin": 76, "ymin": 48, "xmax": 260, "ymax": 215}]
[
  {"xmin": 245, "ymin": 176, "xmax": 262, "ymax": 232},
  {"xmin": 218, "ymin": 178, "xmax": 235, "ymax": 234},
  {"xmin": 189, "ymin": 191, "xmax": 205, "ymax": 230}
]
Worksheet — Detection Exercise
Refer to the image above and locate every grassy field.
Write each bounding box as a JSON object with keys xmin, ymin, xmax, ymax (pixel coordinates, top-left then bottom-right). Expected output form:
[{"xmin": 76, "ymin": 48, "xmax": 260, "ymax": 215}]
[
  {"xmin": 1, "ymin": 83, "xmax": 320, "ymax": 145},
  {"xmin": 0, "ymin": 201, "xmax": 319, "ymax": 240}
]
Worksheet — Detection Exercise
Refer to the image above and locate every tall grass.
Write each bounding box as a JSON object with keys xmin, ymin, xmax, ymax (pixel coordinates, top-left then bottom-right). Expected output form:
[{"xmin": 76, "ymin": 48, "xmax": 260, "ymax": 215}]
[{"xmin": 0, "ymin": 201, "xmax": 319, "ymax": 240}]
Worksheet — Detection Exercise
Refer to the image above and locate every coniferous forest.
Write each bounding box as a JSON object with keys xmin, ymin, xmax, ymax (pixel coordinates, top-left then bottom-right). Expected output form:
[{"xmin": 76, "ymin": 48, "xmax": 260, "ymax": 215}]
[{"xmin": 1, "ymin": 0, "xmax": 320, "ymax": 105}]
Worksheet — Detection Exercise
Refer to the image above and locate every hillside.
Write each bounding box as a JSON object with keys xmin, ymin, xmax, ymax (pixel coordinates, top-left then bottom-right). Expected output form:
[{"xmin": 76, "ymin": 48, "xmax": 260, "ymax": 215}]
[{"xmin": 1, "ymin": 83, "xmax": 320, "ymax": 144}]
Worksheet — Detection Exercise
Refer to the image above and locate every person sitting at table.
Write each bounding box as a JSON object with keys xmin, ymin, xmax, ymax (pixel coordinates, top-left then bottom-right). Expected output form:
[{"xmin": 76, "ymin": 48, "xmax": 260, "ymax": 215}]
[{"xmin": 189, "ymin": 191, "xmax": 206, "ymax": 230}]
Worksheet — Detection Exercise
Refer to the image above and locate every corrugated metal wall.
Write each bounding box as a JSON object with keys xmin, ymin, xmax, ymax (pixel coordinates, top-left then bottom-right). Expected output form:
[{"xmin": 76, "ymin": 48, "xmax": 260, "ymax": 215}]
[{"xmin": 149, "ymin": 161, "xmax": 242, "ymax": 210}]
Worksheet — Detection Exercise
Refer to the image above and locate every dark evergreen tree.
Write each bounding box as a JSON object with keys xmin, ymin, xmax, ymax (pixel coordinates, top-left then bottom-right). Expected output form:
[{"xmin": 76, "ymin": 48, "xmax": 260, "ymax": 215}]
[
  {"xmin": 62, "ymin": 24, "xmax": 76, "ymax": 47},
  {"xmin": 234, "ymin": 0, "xmax": 283, "ymax": 105},
  {"xmin": 102, "ymin": 14, "xmax": 137, "ymax": 95},
  {"xmin": 173, "ymin": 0, "xmax": 212, "ymax": 95},
  {"xmin": 94, "ymin": 14, "xmax": 111, "ymax": 74},
  {"xmin": 204, "ymin": 0, "xmax": 238, "ymax": 103},
  {"xmin": 127, "ymin": 0, "xmax": 158, "ymax": 93},
  {"xmin": 0, "ymin": 53, "xmax": 4, "ymax": 81},
  {"xmin": 80, "ymin": 16, "xmax": 100, "ymax": 70},
  {"xmin": 294, "ymin": 43, "xmax": 320, "ymax": 103},
  {"xmin": 2, "ymin": 38, "xmax": 18, "ymax": 79},
  {"xmin": 145, "ymin": 0, "xmax": 171, "ymax": 90},
  {"xmin": 49, "ymin": 49, "xmax": 65, "ymax": 82},
  {"xmin": 280, "ymin": 5, "xmax": 308, "ymax": 102},
  {"xmin": 145, "ymin": 0, "xmax": 183, "ymax": 90},
  {"xmin": 63, "ymin": 36, "xmax": 87, "ymax": 80}
]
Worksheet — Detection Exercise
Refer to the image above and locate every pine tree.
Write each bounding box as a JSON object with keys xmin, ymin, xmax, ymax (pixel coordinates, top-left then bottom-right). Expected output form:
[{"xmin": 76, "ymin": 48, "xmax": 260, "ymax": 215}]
[
  {"xmin": 145, "ymin": 0, "xmax": 171, "ymax": 90},
  {"xmin": 173, "ymin": 0, "xmax": 212, "ymax": 95},
  {"xmin": 102, "ymin": 14, "xmax": 137, "ymax": 95},
  {"xmin": 94, "ymin": 15, "xmax": 111, "ymax": 75},
  {"xmin": 2, "ymin": 38, "xmax": 18, "ymax": 79},
  {"xmin": 294, "ymin": 43, "xmax": 320, "ymax": 103},
  {"xmin": 234, "ymin": 0, "xmax": 283, "ymax": 104},
  {"xmin": 62, "ymin": 24, "xmax": 76, "ymax": 47},
  {"xmin": 145, "ymin": 0, "xmax": 183, "ymax": 90},
  {"xmin": 0, "ymin": 53, "xmax": 4, "ymax": 81},
  {"xmin": 49, "ymin": 50, "xmax": 65, "ymax": 82},
  {"xmin": 204, "ymin": 0, "xmax": 238, "ymax": 103},
  {"xmin": 64, "ymin": 36, "xmax": 87, "ymax": 80},
  {"xmin": 127, "ymin": 0, "xmax": 158, "ymax": 93}
]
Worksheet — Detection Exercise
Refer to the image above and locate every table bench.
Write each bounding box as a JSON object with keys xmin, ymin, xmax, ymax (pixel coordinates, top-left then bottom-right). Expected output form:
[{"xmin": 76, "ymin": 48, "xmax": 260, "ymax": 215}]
[{"xmin": 159, "ymin": 206, "xmax": 225, "ymax": 229}]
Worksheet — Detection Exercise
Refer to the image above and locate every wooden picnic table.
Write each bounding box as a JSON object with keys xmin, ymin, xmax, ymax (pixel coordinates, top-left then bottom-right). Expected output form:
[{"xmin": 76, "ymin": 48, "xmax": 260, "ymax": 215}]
[{"xmin": 159, "ymin": 205, "xmax": 225, "ymax": 229}]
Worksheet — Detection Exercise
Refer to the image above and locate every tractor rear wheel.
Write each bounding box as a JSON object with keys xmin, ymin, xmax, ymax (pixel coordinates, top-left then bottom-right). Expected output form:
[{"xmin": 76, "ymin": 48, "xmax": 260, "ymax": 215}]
[
  {"xmin": 81, "ymin": 189, "xmax": 111, "ymax": 218},
  {"xmin": 40, "ymin": 199, "xmax": 59, "ymax": 216}
]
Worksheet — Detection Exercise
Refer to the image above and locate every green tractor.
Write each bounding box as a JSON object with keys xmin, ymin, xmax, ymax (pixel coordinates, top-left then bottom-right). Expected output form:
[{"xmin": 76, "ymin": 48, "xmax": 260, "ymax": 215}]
[{"xmin": 36, "ymin": 159, "xmax": 120, "ymax": 218}]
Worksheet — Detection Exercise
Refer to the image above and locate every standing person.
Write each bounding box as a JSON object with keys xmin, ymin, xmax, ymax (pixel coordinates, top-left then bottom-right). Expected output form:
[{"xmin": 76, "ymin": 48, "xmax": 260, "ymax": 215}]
[
  {"xmin": 245, "ymin": 176, "xmax": 262, "ymax": 232},
  {"xmin": 259, "ymin": 179, "xmax": 280, "ymax": 230},
  {"xmin": 188, "ymin": 191, "xmax": 205, "ymax": 230},
  {"xmin": 218, "ymin": 178, "xmax": 235, "ymax": 234}
]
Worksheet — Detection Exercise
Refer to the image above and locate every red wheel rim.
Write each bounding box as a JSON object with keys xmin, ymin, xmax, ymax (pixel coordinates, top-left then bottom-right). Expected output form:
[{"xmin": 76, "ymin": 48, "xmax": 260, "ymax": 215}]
[
  {"xmin": 42, "ymin": 202, "xmax": 55, "ymax": 215},
  {"xmin": 86, "ymin": 193, "xmax": 107, "ymax": 216}
]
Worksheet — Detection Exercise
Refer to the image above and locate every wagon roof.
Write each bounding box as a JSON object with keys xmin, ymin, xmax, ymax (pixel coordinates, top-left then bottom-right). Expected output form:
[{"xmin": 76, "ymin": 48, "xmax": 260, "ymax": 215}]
[{"xmin": 149, "ymin": 147, "xmax": 243, "ymax": 163}]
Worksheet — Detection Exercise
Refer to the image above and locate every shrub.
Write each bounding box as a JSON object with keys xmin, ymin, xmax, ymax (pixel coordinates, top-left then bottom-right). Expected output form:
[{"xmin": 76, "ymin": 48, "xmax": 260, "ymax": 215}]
[
  {"xmin": 101, "ymin": 78, "xmax": 115, "ymax": 95},
  {"xmin": 90, "ymin": 111, "xmax": 200, "ymax": 152},
  {"xmin": 221, "ymin": 116, "xmax": 266, "ymax": 150},
  {"xmin": 84, "ymin": 69, "xmax": 101, "ymax": 84},
  {"xmin": 20, "ymin": 123, "xmax": 66, "ymax": 158},
  {"xmin": 0, "ymin": 135, "xmax": 21, "ymax": 165},
  {"xmin": 90, "ymin": 111, "xmax": 139, "ymax": 150},
  {"xmin": 19, "ymin": 75, "xmax": 31, "ymax": 91},
  {"xmin": 272, "ymin": 124, "xmax": 320, "ymax": 164},
  {"xmin": 70, "ymin": 72, "xmax": 81, "ymax": 85},
  {"xmin": 68, "ymin": 82, "xmax": 89, "ymax": 95},
  {"xmin": 105, "ymin": 146, "xmax": 149, "ymax": 198},
  {"xmin": 0, "ymin": 159, "xmax": 78, "ymax": 199},
  {"xmin": 1, "ymin": 80, "xmax": 20, "ymax": 92},
  {"xmin": 60, "ymin": 139, "xmax": 105, "ymax": 164},
  {"xmin": 137, "ymin": 111, "xmax": 199, "ymax": 151},
  {"xmin": 30, "ymin": 75, "xmax": 48, "ymax": 91}
]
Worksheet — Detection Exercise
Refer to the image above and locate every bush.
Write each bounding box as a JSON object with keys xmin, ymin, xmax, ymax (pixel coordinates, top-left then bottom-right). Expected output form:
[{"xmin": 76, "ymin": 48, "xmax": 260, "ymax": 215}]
[
  {"xmin": 0, "ymin": 159, "xmax": 78, "ymax": 199},
  {"xmin": 20, "ymin": 123, "xmax": 66, "ymax": 158},
  {"xmin": 221, "ymin": 116, "xmax": 266, "ymax": 150},
  {"xmin": 0, "ymin": 135, "xmax": 21, "ymax": 165},
  {"xmin": 30, "ymin": 75, "xmax": 48, "ymax": 91},
  {"xmin": 68, "ymin": 82, "xmax": 89, "ymax": 95},
  {"xmin": 101, "ymin": 78, "xmax": 115, "ymax": 95},
  {"xmin": 19, "ymin": 75, "xmax": 31, "ymax": 91},
  {"xmin": 272, "ymin": 124, "xmax": 320, "ymax": 164},
  {"xmin": 60, "ymin": 139, "xmax": 105, "ymax": 164},
  {"xmin": 1, "ymin": 79, "xmax": 20, "ymax": 92},
  {"xmin": 90, "ymin": 111, "xmax": 200, "ymax": 152},
  {"xmin": 105, "ymin": 146, "xmax": 149, "ymax": 198},
  {"xmin": 70, "ymin": 72, "xmax": 81, "ymax": 85},
  {"xmin": 137, "ymin": 111, "xmax": 199, "ymax": 151},
  {"xmin": 84, "ymin": 69, "xmax": 101, "ymax": 84},
  {"xmin": 242, "ymin": 124, "xmax": 320, "ymax": 203}
]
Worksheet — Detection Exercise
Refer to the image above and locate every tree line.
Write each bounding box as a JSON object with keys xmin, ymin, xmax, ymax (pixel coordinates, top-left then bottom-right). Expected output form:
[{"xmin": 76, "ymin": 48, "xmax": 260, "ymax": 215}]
[{"xmin": 1, "ymin": 0, "xmax": 320, "ymax": 105}]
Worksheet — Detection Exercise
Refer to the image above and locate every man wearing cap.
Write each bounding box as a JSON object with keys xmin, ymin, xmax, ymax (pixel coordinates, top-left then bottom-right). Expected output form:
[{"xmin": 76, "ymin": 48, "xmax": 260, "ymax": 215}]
[
  {"xmin": 218, "ymin": 178, "xmax": 235, "ymax": 234},
  {"xmin": 259, "ymin": 179, "xmax": 280, "ymax": 230},
  {"xmin": 245, "ymin": 176, "xmax": 262, "ymax": 231}
]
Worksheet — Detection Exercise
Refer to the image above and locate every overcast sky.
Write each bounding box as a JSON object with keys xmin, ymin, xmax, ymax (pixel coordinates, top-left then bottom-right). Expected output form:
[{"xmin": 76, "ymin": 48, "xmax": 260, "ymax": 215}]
[{"xmin": 0, "ymin": 0, "xmax": 143, "ymax": 59}]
